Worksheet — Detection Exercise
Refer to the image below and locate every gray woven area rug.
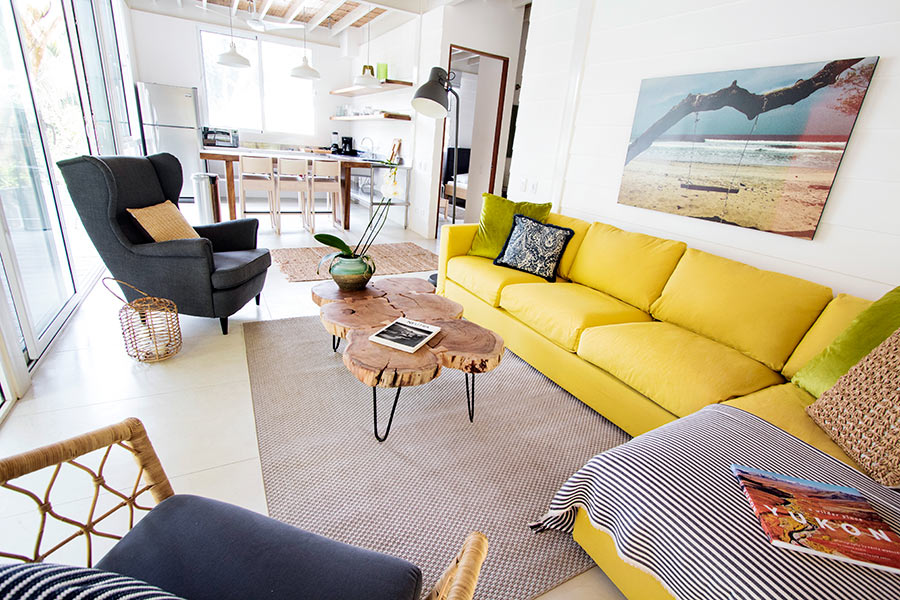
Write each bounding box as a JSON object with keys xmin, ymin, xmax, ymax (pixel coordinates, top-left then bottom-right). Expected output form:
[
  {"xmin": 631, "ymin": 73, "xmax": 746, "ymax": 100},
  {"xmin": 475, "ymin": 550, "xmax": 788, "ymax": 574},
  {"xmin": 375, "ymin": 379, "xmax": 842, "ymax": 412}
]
[{"xmin": 244, "ymin": 316, "xmax": 629, "ymax": 599}]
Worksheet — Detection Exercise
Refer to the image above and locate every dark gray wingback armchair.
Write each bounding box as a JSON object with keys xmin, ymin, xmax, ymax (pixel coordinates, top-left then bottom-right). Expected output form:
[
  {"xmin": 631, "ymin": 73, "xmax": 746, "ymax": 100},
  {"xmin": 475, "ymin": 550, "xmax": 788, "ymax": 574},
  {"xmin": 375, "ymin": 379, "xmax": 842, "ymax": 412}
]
[{"xmin": 58, "ymin": 153, "xmax": 271, "ymax": 334}]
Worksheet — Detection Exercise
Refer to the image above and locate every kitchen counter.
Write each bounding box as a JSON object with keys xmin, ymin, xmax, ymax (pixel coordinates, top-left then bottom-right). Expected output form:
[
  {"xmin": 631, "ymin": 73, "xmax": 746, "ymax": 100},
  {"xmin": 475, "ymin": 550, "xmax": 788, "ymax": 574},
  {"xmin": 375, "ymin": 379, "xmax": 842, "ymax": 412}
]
[{"xmin": 200, "ymin": 147, "xmax": 408, "ymax": 229}]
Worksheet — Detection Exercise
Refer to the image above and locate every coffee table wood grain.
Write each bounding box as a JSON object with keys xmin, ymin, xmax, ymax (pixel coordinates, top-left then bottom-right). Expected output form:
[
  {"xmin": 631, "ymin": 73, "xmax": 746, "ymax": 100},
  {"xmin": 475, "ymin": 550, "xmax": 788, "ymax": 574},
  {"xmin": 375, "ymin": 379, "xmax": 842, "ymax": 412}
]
[{"xmin": 313, "ymin": 276, "xmax": 503, "ymax": 441}]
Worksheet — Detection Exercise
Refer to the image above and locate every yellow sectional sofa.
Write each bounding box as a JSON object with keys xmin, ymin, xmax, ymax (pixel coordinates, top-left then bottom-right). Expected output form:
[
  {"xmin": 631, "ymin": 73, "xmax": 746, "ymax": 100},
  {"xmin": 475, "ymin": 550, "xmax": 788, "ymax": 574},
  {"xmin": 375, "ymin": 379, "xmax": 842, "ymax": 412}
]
[{"xmin": 437, "ymin": 215, "xmax": 873, "ymax": 600}]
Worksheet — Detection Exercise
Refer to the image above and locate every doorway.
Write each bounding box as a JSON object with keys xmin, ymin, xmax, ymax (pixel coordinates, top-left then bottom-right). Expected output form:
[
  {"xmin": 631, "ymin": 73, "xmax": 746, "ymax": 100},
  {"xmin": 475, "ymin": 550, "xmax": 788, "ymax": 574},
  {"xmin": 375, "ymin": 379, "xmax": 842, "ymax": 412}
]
[{"xmin": 434, "ymin": 45, "xmax": 509, "ymax": 234}]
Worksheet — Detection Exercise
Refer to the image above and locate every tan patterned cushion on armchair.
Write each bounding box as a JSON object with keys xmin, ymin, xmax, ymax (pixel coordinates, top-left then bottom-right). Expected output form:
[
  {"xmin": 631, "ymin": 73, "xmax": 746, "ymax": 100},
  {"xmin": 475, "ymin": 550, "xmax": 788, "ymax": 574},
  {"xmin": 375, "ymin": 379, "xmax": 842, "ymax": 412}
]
[{"xmin": 806, "ymin": 328, "xmax": 900, "ymax": 486}]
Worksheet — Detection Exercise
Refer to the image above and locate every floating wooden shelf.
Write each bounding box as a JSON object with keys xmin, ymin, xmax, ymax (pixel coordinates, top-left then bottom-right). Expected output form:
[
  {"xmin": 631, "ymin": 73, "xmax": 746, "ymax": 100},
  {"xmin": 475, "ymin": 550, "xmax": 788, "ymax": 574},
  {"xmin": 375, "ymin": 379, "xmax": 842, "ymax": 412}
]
[
  {"xmin": 329, "ymin": 79, "xmax": 414, "ymax": 97},
  {"xmin": 330, "ymin": 113, "xmax": 412, "ymax": 122}
]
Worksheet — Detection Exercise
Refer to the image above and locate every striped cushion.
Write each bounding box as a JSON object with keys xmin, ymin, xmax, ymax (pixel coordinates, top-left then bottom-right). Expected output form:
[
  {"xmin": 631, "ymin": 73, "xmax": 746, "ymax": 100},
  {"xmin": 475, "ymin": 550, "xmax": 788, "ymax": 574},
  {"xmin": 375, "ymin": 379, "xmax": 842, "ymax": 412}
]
[
  {"xmin": 0, "ymin": 563, "xmax": 184, "ymax": 599},
  {"xmin": 532, "ymin": 405, "xmax": 900, "ymax": 600}
]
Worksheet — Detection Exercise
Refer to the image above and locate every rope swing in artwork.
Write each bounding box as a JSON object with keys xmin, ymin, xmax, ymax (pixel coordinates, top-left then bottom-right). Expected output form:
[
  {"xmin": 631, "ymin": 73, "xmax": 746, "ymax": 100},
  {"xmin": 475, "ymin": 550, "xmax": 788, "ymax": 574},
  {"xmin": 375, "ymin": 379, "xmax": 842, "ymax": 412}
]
[{"xmin": 679, "ymin": 112, "xmax": 761, "ymax": 199}]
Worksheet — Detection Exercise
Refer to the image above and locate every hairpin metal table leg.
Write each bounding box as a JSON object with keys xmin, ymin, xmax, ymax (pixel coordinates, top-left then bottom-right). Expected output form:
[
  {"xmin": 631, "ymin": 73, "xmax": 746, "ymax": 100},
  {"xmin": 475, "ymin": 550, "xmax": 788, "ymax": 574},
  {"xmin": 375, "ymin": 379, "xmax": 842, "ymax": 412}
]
[
  {"xmin": 332, "ymin": 335, "xmax": 341, "ymax": 352},
  {"xmin": 465, "ymin": 372, "xmax": 476, "ymax": 423},
  {"xmin": 373, "ymin": 386, "xmax": 402, "ymax": 442}
]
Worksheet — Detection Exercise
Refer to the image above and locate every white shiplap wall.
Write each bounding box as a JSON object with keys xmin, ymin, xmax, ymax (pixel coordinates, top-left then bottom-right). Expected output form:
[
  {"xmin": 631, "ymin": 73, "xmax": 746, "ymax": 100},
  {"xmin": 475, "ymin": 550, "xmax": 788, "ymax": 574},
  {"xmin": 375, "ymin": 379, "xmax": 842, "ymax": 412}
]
[{"xmin": 510, "ymin": 0, "xmax": 900, "ymax": 300}]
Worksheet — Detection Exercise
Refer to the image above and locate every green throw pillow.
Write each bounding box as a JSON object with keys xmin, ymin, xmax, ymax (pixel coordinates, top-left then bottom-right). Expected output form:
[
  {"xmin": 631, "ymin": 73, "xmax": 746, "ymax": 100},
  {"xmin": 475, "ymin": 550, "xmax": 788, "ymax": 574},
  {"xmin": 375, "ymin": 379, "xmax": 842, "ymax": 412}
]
[
  {"xmin": 468, "ymin": 193, "xmax": 552, "ymax": 259},
  {"xmin": 792, "ymin": 286, "xmax": 900, "ymax": 397}
]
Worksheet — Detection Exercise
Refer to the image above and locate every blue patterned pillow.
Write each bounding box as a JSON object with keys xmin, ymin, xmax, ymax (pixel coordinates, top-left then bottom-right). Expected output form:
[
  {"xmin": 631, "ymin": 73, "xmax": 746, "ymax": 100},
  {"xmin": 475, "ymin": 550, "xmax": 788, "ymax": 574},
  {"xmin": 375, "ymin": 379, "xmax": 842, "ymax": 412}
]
[
  {"xmin": 0, "ymin": 563, "xmax": 184, "ymax": 599},
  {"xmin": 493, "ymin": 214, "xmax": 575, "ymax": 281}
]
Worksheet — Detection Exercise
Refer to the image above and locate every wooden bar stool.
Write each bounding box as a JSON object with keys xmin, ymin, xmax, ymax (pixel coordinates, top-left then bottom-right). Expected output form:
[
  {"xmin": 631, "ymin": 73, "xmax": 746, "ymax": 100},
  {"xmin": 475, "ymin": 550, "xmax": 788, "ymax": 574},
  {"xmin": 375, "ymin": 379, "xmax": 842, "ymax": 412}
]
[
  {"xmin": 239, "ymin": 155, "xmax": 280, "ymax": 234},
  {"xmin": 312, "ymin": 160, "xmax": 342, "ymax": 229},
  {"xmin": 277, "ymin": 158, "xmax": 312, "ymax": 233}
]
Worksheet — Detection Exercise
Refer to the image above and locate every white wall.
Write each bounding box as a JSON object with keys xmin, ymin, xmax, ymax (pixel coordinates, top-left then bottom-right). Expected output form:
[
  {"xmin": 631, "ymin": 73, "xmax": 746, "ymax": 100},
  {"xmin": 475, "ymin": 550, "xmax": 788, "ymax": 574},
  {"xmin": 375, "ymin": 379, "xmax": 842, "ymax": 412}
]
[
  {"xmin": 128, "ymin": 9, "xmax": 351, "ymax": 148},
  {"xmin": 511, "ymin": 0, "xmax": 900, "ymax": 300},
  {"xmin": 348, "ymin": 16, "xmax": 419, "ymax": 163},
  {"xmin": 464, "ymin": 58, "xmax": 503, "ymax": 222},
  {"xmin": 409, "ymin": 7, "xmax": 446, "ymax": 237},
  {"xmin": 449, "ymin": 71, "xmax": 477, "ymax": 149}
]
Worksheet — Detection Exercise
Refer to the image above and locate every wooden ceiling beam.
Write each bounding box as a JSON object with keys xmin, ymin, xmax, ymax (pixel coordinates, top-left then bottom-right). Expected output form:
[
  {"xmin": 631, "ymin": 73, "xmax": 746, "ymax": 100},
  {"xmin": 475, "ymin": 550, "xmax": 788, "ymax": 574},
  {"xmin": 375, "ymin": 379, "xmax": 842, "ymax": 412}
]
[
  {"xmin": 330, "ymin": 3, "xmax": 371, "ymax": 36},
  {"xmin": 282, "ymin": 0, "xmax": 312, "ymax": 23},
  {"xmin": 258, "ymin": 0, "xmax": 275, "ymax": 18},
  {"xmin": 307, "ymin": 0, "xmax": 344, "ymax": 30}
]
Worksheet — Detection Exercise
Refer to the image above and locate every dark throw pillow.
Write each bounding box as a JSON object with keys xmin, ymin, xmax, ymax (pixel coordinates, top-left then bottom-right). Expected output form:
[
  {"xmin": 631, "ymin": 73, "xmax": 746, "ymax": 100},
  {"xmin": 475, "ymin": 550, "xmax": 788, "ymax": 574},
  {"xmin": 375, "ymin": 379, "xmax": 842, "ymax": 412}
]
[{"xmin": 493, "ymin": 214, "xmax": 574, "ymax": 282}]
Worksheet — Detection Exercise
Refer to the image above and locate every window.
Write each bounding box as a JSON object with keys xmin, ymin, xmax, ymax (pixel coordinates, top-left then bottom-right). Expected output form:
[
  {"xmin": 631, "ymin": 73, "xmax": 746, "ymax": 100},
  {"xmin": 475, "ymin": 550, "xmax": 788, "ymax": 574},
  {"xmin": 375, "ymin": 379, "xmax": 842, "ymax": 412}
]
[
  {"xmin": 261, "ymin": 41, "xmax": 314, "ymax": 136},
  {"xmin": 200, "ymin": 31, "xmax": 313, "ymax": 136}
]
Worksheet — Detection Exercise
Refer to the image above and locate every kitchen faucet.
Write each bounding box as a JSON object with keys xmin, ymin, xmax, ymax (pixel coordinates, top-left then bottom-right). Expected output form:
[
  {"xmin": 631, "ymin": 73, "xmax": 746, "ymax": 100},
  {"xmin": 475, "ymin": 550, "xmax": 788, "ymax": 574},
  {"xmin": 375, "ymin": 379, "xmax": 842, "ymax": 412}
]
[{"xmin": 360, "ymin": 137, "xmax": 375, "ymax": 158}]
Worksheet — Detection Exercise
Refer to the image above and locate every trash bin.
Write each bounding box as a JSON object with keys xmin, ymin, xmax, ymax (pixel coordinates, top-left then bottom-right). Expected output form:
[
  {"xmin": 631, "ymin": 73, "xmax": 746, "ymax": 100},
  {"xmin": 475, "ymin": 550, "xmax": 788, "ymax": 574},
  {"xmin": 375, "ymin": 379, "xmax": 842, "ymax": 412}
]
[{"xmin": 191, "ymin": 173, "xmax": 219, "ymax": 225}]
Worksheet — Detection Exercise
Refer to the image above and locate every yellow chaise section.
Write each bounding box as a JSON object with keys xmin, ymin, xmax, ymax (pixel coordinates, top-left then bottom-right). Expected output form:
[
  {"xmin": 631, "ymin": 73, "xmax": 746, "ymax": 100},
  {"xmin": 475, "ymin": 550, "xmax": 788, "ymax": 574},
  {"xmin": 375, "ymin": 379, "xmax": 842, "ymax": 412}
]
[{"xmin": 577, "ymin": 322, "xmax": 783, "ymax": 417}]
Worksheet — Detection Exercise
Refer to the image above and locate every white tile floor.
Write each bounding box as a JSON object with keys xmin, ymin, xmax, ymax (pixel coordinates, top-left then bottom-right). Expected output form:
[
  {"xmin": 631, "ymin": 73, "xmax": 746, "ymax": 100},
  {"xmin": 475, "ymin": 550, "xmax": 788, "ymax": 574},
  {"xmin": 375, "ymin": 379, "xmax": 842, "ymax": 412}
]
[{"xmin": 0, "ymin": 202, "xmax": 626, "ymax": 599}]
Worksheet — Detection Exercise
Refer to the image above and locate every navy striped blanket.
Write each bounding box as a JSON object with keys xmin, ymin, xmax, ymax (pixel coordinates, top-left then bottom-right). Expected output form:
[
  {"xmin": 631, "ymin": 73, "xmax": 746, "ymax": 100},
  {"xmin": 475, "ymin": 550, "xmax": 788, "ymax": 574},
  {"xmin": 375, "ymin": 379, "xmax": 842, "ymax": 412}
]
[{"xmin": 532, "ymin": 404, "xmax": 900, "ymax": 600}]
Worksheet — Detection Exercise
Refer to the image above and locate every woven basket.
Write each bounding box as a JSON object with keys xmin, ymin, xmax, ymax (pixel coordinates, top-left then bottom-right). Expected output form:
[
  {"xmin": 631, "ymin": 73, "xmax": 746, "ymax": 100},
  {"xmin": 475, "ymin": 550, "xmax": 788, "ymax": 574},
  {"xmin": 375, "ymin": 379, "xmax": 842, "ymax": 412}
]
[{"xmin": 103, "ymin": 278, "xmax": 182, "ymax": 363}]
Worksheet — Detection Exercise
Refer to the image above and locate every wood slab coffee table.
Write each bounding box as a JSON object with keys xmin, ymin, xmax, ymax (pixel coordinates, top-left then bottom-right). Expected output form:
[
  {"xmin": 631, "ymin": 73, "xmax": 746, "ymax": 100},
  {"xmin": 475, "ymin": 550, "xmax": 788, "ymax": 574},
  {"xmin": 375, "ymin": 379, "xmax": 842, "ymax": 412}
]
[{"xmin": 312, "ymin": 277, "xmax": 504, "ymax": 441}]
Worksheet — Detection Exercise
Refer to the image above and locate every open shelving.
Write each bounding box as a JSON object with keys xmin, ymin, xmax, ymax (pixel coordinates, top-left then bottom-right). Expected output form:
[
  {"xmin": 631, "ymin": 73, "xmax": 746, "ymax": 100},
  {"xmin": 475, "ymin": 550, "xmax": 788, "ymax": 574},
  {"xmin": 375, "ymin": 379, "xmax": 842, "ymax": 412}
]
[
  {"xmin": 330, "ymin": 113, "xmax": 411, "ymax": 122},
  {"xmin": 329, "ymin": 79, "xmax": 413, "ymax": 97}
]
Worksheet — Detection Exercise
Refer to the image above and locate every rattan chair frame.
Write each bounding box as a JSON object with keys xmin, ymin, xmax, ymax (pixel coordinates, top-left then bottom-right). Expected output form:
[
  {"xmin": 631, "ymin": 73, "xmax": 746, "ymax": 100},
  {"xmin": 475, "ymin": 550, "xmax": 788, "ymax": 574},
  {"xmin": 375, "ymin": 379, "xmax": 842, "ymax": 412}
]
[
  {"xmin": 0, "ymin": 418, "xmax": 172, "ymax": 566},
  {"xmin": 0, "ymin": 420, "xmax": 487, "ymax": 600}
]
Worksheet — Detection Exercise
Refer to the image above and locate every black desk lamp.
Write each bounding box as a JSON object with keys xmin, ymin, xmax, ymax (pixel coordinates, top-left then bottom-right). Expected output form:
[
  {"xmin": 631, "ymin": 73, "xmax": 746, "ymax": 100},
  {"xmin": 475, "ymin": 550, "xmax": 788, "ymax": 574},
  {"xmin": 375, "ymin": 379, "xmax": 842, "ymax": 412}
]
[{"xmin": 412, "ymin": 67, "xmax": 461, "ymax": 224}]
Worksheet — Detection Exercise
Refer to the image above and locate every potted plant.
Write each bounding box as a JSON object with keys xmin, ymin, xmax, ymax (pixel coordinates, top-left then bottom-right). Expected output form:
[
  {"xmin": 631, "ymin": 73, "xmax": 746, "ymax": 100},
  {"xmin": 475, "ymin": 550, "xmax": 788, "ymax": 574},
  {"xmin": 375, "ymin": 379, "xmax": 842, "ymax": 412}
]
[{"xmin": 315, "ymin": 171, "xmax": 400, "ymax": 291}]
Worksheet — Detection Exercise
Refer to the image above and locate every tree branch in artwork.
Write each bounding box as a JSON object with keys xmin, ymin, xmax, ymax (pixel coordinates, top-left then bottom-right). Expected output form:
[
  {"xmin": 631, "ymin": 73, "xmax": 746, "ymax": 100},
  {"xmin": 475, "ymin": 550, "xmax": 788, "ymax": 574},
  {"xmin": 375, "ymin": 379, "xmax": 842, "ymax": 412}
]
[{"xmin": 624, "ymin": 58, "xmax": 865, "ymax": 165}]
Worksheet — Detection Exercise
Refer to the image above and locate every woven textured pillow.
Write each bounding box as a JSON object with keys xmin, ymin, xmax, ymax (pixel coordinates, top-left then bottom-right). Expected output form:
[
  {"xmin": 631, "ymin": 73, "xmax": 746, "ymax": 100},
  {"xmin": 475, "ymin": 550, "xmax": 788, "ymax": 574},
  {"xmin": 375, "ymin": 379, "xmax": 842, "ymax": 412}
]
[
  {"xmin": 127, "ymin": 200, "xmax": 199, "ymax": 242},
  {"xmin": 806, "ymin": 327, "xmax": 900, "ymax": 486},
  {"xmin": 0, "ymin": 562, "xmax": 185, "ymax": 599},
  {"xmin": 493, "ymin": 214, "xmax": 574, "ymax": 281}
]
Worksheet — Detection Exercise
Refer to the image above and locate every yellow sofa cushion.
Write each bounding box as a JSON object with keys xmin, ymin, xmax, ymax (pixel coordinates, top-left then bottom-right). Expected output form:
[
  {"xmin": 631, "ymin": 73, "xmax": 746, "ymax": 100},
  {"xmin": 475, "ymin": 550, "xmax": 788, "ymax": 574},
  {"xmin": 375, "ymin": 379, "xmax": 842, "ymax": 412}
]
[
  {"xmin": 577, "ymin": 322, "xmax": 783, "ymax": 417},
  {"xmin": 650, "ymin": 249, "xmax": 833, "ymax": 371},
  {"xmin": 723, "ymin": 384, "xmax": 857, "ymax": 466},
  {"xmin": 568, "ymin": 223, "xmax": 686, "ymax": 312},
  {"xmin": 545, "ymin": 214, "xmax": 591, "ymax": 280},
  {"xmin": 445, "ymin": 255, "xmax": 546, "ymax": 307},
  {"xmin": 499, "ymin": 282, "xmax": 652, "ymax": 352},
  {"xmin": 781, "ymin": 293, "xmax": 873, "ymax": 378}
]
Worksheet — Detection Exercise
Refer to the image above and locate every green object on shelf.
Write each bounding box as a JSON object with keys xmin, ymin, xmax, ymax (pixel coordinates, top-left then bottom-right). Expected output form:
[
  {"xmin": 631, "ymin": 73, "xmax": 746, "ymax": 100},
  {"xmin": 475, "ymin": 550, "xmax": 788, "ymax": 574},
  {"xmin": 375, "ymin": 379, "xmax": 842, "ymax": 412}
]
[{"xmin": 377, "ymin": 63, "xmax": 388, "ymax": 80}]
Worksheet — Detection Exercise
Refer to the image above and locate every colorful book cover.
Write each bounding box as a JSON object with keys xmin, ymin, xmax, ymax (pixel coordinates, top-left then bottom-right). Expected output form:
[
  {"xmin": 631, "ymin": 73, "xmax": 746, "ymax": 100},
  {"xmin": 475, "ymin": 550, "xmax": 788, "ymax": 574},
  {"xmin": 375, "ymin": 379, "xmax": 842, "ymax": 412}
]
[{"xmin": 731, "ymin": 464, "xmax": 900, "ymax": 574}]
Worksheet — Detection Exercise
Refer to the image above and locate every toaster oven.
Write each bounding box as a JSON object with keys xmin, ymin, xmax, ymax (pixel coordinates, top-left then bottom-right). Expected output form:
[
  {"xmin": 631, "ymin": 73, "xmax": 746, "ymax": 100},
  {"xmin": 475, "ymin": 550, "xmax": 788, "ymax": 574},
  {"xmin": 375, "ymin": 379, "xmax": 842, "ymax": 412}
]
[{"xmin": 202, "ymin": 127, "xmax": 239, "ymax": 148}]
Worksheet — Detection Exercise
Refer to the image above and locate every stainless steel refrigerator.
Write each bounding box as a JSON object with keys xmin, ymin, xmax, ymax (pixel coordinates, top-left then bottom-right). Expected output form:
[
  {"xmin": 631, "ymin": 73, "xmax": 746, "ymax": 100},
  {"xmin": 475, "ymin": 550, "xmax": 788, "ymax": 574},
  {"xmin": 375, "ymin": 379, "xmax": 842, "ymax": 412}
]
[{"xmin": 136, "ymin": 82, "xmax": 203, "ymax": 199}]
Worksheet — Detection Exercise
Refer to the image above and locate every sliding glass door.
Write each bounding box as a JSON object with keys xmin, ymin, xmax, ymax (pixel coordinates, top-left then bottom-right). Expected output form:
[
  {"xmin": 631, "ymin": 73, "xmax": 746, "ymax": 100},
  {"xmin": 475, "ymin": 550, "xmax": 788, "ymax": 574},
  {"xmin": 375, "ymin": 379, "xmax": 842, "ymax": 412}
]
[
  {"xmin": 0, "ymin": 0, "xmax": 79, "ymax": 364},
  {"xmin": 0, "ymin": 0, "xmax": 137, "ymax": 417}
]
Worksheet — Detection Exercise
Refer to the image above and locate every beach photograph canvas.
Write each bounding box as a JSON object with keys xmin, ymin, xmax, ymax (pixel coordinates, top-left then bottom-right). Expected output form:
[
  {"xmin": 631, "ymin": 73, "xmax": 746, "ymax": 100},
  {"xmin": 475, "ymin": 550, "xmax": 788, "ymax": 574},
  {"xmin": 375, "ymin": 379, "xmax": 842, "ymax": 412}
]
[{"xmin": 617, "ymin": 57, "xmax": 877, "ymax": 239}]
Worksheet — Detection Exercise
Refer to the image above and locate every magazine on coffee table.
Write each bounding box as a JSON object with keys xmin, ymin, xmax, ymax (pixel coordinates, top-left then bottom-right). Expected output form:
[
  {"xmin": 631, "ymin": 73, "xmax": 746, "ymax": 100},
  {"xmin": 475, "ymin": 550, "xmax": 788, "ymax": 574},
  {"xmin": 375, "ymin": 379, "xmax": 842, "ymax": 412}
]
[
  {"xmin": 731, "ymin": 464, "xmax": 900, "ymax": 574},
  {"xmin": 369, "ymin": 318, "xmax": 441, "ymax": 353}
]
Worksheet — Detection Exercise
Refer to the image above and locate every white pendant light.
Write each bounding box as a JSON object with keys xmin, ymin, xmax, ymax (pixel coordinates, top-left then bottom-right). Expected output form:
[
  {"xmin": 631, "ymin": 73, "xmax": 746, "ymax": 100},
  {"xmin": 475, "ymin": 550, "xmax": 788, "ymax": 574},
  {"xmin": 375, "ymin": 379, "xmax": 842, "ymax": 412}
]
[
  {"xmin": 353, "ymin": 67, "xmax": 380, "ymax": 88},
  {"xmin": 291, "ymin": 55, "xmax": 320, "ymax": 79},
  {"xmin": 218, "ymin": 12, "xmax": 250, "ymax": 68},
  {"xmin": 290, "ymin": 9, "xmax": 320, "ymax": 79},
  {"xmin": 353, "ymin": 23, "xmax": 380, "ymax": 88}
]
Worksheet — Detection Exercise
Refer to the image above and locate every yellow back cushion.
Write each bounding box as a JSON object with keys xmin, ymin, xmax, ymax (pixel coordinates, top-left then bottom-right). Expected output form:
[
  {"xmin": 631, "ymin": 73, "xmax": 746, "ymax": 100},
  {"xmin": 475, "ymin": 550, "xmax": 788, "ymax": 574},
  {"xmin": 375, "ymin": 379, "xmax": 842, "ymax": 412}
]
[
  {"xmin": 650, "ymin": 249, "xmax": 833, "ymax": 371},
  {"xmin": 781, "ymin": 293, "xmax": 873, "ymax": 378},
  {"xmin": 568, "ymin": 223, "xmax": 687, "ymax": 312},
  {"xmin": 545, "ymin": 213, "xmax": 591, "ymax": 280}
]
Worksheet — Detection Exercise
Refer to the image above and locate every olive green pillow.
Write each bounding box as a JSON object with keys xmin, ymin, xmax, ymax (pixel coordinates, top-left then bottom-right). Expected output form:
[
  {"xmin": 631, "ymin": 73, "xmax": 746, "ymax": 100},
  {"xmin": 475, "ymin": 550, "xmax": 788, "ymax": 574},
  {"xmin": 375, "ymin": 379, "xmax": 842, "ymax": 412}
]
[
  {"xmin": 792, "ymin": 286, "xmax": 900, "ymax": 397},
  {"xmin": 468, "ymin": 193, "xmax": 552, "ymax": 259}
]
